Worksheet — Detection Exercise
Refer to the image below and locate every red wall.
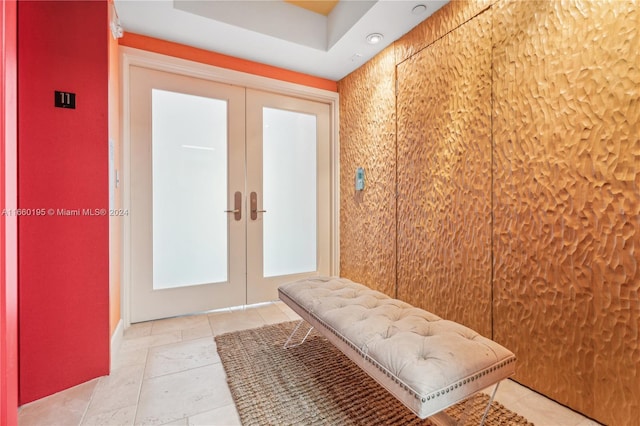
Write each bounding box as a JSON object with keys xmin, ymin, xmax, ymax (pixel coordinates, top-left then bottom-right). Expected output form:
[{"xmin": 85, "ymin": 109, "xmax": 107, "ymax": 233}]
[
  {"xmin": 18, "ymin": 0, "xmax": 110, "ymax": 404},
  {"xmin": 1, "ymin": 0, "xmax": 19, "ymax": 422}
]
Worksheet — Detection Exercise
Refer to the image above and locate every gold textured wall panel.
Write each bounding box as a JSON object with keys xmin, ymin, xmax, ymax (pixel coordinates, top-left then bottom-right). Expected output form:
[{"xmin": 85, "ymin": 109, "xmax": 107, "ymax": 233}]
[
  {"xmin": 492, "ymin": 1, "xmax": 640, "ymax": 424},
  {"xmin": 338, "ymin": 46, "xmax": 397, "ymax": 297},
  {"xmin": 396, "ymin": 11, "xmax": 493, "ymax": 338},
  {"xmin": 339, "ymin": 0, "xmax": 639, "ymax": 423},
  {"xmin": 394, "ymin": 0, "xmax": 493, "ymax": 65}
]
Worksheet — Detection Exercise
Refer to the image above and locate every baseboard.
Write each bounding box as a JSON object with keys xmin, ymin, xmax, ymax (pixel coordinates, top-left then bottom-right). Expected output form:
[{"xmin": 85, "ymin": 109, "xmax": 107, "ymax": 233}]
[{"xmin": 110, "ymin": 319, "xmax": 124, "ymax": 372}]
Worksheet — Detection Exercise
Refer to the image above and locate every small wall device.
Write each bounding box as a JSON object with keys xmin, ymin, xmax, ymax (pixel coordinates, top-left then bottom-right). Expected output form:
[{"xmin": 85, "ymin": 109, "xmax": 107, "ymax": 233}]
[{"xmin": 355, "ymin": 167, "xmax": 365, "ymax": 191}]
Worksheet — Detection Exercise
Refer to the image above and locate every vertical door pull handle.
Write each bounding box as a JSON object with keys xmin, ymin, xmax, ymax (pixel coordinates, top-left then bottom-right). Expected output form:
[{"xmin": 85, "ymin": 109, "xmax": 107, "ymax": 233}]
[
  {"xmin": 250, "ymin": 192, "xmax": 266, "ymax": 220},
  {"xmin": 224, "ymin": 191, "xmax": 242, "ymax": 221}
]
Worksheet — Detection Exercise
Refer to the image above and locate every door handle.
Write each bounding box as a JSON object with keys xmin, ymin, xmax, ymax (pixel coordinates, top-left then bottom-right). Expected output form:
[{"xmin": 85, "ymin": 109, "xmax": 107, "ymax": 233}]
[
  {"xmin": 250, "ymin": 191, "xmax": 267, "ymax": 220},
  {"xmin": 224, "ymin": 191, "xmax": 242, "ymax": 221}
]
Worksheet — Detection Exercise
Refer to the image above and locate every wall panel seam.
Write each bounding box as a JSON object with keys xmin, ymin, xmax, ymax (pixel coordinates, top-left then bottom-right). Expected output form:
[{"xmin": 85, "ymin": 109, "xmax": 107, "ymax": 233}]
[
  {"xmin": 394, "ymin": 3, "xmax": 494, "ymax": 69},
  {"xmin": 394, "ymin": 44, "xmax": 399, "ymax": 300},
  {"xmin": 489, "ymin": 3, "xmax": 495, "ymax": 341}
]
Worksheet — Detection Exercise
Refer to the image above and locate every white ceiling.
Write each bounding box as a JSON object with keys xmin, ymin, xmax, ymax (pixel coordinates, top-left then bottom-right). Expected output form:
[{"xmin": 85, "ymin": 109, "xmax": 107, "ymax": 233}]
[{"xmin": 113, "ymin": 0, "xmax": 448, "ymax": 81}]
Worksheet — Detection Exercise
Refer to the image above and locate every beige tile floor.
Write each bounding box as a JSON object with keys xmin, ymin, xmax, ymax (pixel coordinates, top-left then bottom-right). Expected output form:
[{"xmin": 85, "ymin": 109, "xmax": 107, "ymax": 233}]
[{"xmin": 18, "ymin": 301, "xmax": 602, "ymax": 426}]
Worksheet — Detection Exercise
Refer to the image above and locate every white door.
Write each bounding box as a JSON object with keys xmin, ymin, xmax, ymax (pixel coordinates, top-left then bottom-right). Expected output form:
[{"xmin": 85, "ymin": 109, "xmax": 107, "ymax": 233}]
[
  {"xmin": 129, "ymin": 66, "xmax": 246, "ymax": 322},
  {"xmin": 246, "ymin": 89, "xmax": 331, "ymax": 303},
  {"xmin": 128, "ymin": 69, "xmax": 332, "ymax": 322}
]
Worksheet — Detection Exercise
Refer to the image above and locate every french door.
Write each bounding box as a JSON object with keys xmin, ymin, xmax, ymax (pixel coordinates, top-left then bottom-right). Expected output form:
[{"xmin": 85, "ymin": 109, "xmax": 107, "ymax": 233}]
[
  {"xmin": 128, "ymin": 66, "xmax": 331, "ymax": 322},
  {"xmin": 245, "ymin": 89, "xmax": 331, "ymax": 304}
]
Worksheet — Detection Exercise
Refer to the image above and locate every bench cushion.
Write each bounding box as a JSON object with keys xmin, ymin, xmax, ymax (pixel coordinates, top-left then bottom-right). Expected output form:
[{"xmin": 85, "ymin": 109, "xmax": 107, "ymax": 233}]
[{"xmin": 278, "ymin": 276, "xmax": 516, "ymax": 419}]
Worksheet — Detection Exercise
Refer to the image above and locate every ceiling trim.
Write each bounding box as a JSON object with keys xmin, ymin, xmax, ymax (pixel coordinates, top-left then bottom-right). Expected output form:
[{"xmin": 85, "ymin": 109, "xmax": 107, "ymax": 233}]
[
  {"xmin": 119, "ymin": 32, "xmax": 338, "ymax": 91},
  {"xmin": 174, "ymin": 0, "xmax": 330, "ymax": 51}
]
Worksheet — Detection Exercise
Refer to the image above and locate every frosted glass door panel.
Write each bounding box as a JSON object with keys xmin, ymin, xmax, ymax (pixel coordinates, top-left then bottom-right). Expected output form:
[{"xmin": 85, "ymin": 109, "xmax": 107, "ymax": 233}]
[
  {"xmin": 152, "ymin": 89, "xmax": 228, "ymax": 289},
  {"xmin": 262, "ymin": 107, "xmax": 317, "ymax": 277}
]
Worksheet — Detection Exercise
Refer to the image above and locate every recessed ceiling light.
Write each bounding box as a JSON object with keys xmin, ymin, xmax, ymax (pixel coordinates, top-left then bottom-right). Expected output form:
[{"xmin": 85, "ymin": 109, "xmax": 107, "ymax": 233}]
[
  {"xmin": 366, "ymin": 33, "xmax": 384, "ymax": 45},
  {"xmin": 412, "ymin": 4, "xmax": 428, "ymax": 15}
]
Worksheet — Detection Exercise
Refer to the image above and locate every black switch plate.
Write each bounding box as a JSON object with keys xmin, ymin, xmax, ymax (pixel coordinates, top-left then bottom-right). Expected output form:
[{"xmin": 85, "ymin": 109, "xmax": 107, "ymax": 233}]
[{"xmin": 54, "ymin": 91, "xmax": 76, "ymax": 109}]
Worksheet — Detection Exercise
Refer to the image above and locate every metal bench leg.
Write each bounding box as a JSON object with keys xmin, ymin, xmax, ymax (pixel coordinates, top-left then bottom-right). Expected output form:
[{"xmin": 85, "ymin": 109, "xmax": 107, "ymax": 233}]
[
  {"xmin": 479, "ymin": 381, "xmax": 500, "ymax": 426},
  {"xmin": 283, "ymin": 320, "xmax": 314, "ymax": 349},
  {"xmin": 427, "ymin": 381, "xmax": 501, "ymax": 426}
]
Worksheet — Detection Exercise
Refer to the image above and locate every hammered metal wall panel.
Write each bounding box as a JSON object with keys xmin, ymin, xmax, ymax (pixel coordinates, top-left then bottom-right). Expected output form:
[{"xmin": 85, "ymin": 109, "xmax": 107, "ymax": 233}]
[
  {"xmin": 396, "ymin": 11, "xmax": 493, "ymax": 338},
  {"xmin": 338, "ymin": 46, "xmax": 397, "ymax": 297},
  {"xmin": 492, "ymin": 1, "xmax": 640, "ymax": 424},
  {"xmin": 394, "ymin": 0, "xmax": 493, "ymax": 65}
]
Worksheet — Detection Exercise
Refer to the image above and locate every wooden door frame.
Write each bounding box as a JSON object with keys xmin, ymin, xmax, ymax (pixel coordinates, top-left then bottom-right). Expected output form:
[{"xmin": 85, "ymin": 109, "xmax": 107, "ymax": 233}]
[{"xmin": 120, "ymin": 47, "xmax": 340, "ymax": 328}]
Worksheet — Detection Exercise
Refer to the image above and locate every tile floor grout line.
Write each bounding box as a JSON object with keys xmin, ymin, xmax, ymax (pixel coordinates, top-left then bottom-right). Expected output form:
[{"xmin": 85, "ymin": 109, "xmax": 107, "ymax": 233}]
[
  {"xmin": 143, "ymin": 360, "xmax": 222, "ymax": 382},
  {"xmin": 132, "ymin": 321, "xmax": 154, "ymax": 426},
  {"xmin": 76, "ymin": 378, "xmax": 99, "ymax": 426}
]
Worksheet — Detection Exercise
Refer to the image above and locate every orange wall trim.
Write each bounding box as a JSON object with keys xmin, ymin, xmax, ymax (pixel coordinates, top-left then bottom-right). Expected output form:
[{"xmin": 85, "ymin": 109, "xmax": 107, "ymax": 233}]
[{"xmin": 119, "ymin": 33, "xmax": 338, "ymax": 92}]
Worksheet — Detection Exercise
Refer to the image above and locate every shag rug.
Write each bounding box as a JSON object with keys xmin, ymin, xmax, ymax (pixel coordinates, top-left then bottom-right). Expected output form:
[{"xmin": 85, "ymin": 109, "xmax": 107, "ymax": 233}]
[{"xmin": 215, "ymin": 321, "xmax": 534, "ymax": 426}]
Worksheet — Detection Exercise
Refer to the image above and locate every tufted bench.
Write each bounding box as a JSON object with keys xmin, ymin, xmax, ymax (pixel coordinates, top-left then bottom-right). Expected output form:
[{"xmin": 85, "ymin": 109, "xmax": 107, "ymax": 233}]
[{"xmin": 278, "ymin": 276, "xmax": 516, "ymax": 422}]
